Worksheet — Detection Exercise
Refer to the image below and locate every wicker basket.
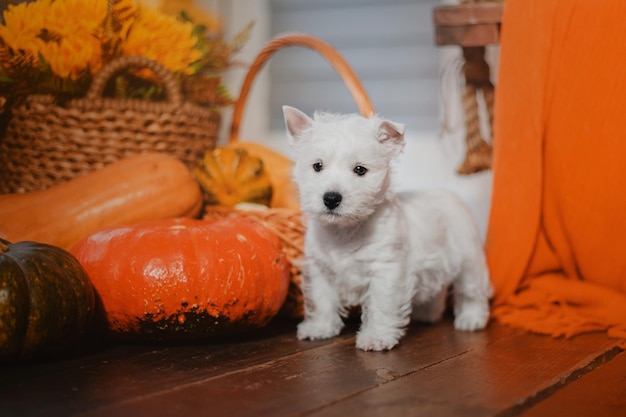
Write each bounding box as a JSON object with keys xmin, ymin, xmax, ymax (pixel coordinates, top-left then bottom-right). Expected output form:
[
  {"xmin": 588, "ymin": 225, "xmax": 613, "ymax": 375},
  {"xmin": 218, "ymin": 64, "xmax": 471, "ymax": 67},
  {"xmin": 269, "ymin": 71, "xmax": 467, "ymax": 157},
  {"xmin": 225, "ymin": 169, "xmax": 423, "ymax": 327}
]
[
  {"xmin": 0, "ymin": 55, "xmax": 220, "ymax": 194},
  {"xmin": 204, "ymin": 33, "xmax": 376, "ymax": 319}
]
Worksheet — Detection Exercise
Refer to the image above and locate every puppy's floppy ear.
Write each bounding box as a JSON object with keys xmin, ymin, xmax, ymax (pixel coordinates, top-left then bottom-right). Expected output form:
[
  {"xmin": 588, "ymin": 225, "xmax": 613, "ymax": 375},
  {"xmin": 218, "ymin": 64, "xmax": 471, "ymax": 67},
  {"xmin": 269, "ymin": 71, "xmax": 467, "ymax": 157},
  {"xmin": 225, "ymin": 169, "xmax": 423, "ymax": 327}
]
[
  {"xmin": 283, "ymin": 106, "xmax": 313, "ymax": 145},
  {"xmin": 377, "ymin": 120, "xmax": 405, "ymax": 150}
]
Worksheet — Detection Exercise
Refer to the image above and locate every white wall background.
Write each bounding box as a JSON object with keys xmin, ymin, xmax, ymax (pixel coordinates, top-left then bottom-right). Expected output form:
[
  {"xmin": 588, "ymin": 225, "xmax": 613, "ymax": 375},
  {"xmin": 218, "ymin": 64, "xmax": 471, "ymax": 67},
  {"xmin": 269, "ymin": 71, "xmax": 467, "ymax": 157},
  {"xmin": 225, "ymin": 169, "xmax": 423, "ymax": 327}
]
[{"xmin": 205, "ymin": 0, "xmax": 495, "ymax": 238}]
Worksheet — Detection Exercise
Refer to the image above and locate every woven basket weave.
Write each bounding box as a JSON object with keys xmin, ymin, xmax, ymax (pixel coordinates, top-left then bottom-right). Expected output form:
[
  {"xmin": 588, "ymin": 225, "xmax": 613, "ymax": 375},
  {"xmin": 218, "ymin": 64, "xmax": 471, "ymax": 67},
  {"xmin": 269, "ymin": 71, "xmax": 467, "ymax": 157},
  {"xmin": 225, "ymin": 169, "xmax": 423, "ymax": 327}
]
[
  {"xmin": 204, "ymin": 33, "xmax": 376, "ymax": 319},
  {"xmin": 0, "ymin": 55, "xmax": 220, "ymax": 194}
]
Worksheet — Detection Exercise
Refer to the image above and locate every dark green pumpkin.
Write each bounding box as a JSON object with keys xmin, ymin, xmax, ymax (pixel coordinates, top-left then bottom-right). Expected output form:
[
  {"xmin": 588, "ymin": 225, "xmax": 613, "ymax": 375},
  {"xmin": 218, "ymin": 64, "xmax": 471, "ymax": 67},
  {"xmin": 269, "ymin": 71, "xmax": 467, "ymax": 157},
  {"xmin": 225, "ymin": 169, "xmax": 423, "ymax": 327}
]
[{"xmin": 0, "ymin": 238, "xmax": 95, "ymax": 360}]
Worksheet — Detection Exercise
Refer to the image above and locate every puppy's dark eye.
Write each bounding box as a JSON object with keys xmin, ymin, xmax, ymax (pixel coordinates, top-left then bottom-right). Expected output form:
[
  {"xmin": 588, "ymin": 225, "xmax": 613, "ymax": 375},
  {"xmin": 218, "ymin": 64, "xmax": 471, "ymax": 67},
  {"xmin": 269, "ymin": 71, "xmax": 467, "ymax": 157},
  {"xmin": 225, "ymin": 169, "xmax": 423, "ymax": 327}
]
[
  {"xmin": 353, "ymin": 165, "xmax": 368, "ymax": 176},
  {"xmin": 313, "ymin": 162, "xmax": 324, "ymax": 172}
]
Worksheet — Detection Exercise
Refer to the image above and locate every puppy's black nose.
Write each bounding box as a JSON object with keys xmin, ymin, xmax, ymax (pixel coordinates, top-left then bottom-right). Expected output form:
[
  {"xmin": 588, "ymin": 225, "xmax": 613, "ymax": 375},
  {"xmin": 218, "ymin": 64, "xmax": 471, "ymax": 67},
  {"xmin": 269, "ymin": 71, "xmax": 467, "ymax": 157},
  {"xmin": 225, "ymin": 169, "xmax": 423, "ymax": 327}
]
[{"xmin": 323, "ymin": 191, "xmax": 342, "ymax": 210}]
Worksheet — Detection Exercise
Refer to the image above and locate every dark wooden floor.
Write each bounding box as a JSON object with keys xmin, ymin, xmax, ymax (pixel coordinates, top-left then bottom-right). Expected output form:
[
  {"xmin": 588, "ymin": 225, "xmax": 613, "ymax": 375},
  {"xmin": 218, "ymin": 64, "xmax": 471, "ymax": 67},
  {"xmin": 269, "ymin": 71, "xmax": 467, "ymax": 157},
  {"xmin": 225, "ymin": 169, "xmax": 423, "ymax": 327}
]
[{"xmin": 1, "ymin": 315, "xmax": 624, "ymax": 417}]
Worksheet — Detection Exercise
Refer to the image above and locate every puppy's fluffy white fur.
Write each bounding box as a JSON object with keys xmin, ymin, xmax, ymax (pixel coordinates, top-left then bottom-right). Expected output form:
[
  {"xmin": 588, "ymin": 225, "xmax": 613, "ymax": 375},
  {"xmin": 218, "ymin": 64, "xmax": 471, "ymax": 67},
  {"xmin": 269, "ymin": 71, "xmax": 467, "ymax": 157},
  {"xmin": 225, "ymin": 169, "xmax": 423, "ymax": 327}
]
[{"xmin": 283, "ymin": 106, "xmax": 493, "ymax": 351}]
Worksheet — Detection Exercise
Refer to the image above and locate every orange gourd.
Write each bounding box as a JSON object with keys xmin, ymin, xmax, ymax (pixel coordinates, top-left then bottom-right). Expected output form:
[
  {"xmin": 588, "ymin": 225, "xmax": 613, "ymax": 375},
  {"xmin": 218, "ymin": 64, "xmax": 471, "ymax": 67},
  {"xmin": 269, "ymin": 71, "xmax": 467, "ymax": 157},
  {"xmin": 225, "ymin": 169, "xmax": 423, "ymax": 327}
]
[
  {"xmin": 227, "ymin": 141, "xmax": 300, "ymax": 210},
  {"xmin": 70, "ymin": 217, "xmax": 290, "ymax": 341},
  {"xmin": 193, "ymin": 147, "xmax": 273, "ymax": 207}
]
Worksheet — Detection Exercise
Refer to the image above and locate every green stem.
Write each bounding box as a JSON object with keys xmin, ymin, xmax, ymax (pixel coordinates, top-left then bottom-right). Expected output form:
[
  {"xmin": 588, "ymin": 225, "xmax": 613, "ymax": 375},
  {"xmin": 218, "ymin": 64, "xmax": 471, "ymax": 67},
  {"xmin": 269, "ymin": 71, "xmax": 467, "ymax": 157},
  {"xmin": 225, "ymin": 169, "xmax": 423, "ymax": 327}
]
[{"xmin": 0, "ymin": 240, "xmax": 10, "ymax": 253}]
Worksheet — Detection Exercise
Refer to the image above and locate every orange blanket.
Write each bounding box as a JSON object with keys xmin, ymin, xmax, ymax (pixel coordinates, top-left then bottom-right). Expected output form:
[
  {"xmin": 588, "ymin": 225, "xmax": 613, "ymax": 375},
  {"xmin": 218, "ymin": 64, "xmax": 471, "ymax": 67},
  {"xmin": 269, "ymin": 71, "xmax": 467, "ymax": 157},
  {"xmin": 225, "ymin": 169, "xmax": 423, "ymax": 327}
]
[{"xmin": 486, "ymin": 0, "xmax": 626, "ymax": 346}]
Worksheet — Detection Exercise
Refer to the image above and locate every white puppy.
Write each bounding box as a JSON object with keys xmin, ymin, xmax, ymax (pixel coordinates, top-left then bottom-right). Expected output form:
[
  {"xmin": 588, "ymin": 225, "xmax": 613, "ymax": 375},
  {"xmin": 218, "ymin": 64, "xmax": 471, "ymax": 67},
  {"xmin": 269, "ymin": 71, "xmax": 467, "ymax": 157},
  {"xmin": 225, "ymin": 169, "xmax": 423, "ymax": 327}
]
[{"xmin": 283, "ymin": 106, "xmax": 493, "ymax": 351}]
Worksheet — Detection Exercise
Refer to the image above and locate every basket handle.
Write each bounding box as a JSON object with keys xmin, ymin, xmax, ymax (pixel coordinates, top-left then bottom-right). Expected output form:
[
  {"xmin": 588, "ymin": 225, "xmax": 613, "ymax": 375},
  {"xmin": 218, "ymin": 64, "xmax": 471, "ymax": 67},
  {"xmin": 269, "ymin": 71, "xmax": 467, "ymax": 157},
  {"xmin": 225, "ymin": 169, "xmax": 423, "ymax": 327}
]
[
  {"xmin": 85, "ymin": 55, "xmax": 183, "ymax": 106},
  {"xmin": 229, "ymin": 32, "xmax": 376, "ymax": 143}
]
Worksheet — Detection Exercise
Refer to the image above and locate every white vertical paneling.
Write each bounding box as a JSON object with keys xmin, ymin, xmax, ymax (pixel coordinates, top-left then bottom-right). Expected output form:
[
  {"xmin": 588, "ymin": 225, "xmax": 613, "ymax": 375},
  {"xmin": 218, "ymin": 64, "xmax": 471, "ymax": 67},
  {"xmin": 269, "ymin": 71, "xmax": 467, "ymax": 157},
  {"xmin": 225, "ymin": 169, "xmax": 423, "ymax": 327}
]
[
  {"xmin": 204, "ymin": 0, "xmax": 273, "ymax": 144},
  {"xmin": 268, "ymin": 0, "xmax": 442, "ymax": 131}
]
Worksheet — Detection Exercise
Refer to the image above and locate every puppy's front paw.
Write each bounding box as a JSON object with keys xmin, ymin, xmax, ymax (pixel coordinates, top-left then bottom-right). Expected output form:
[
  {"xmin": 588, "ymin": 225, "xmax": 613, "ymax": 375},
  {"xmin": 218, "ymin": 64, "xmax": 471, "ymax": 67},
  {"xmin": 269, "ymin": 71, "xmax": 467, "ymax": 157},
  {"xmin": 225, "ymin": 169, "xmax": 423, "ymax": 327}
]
[
  {"xmin": 297, "ymin": 318, "xmax": 342, "ymax": 341},
  {"xmin": 355, "ymin": 329, "xmax": 400, "ymax": 351},
  {"xmin": 454, "ymin": 305, "xmax": 489, "ymax": 331}
]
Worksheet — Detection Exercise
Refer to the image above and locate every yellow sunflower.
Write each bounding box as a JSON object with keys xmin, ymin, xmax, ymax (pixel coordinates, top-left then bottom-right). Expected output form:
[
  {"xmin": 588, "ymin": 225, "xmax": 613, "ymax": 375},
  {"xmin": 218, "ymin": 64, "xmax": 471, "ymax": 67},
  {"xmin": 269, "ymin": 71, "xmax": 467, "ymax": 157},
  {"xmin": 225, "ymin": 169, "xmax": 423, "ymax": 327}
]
[
  {"xmin": 121, "ymin": 5, "xmax": 201, "ymax": 75},
  {"xmin": 0, "ymin": 0, "xmax": 108, "ymax": 79},
  {"xmin": 0, "ymin": 1, "xmax": 49, "ymax": 53},
  {"xmin": 42, "ymin": 0, "xmax": 108, "ymax": 78}
]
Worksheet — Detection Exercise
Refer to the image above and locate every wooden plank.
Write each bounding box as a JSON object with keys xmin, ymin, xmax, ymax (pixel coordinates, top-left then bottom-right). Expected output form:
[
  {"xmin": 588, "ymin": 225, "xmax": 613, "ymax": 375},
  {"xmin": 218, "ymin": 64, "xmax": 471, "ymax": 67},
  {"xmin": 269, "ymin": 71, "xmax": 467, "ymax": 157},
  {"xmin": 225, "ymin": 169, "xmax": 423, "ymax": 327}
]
[
  {"xmin": 2, "ymin": 316, "xmax": 620, "ymax": 417},
  {"xmin": 303, "ymin": 331, "xmax": 621, "ymax": 417},
  {"xmin": 74, "ymin": 318, "xmax": 515, "ymax": 417},
  {"xmin": 0, "ymin": 320, "xmax": 324, "ymax": 416},
  {"xmin": 518, "ymin": 351, "xmax": 626, "ymax": 417},
  {"xmin": 433, "ymin": 4, "xmax": 504, "ymax": 26},
  {"xmin": 433, "ymin": 3, "xmax": 503, "ymax": 46}
]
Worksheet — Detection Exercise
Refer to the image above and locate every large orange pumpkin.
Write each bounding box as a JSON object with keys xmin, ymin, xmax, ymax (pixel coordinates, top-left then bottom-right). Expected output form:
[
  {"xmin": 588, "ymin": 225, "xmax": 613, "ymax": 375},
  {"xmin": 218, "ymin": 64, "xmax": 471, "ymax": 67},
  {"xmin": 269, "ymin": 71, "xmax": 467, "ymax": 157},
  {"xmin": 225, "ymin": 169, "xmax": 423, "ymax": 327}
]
[{"xmin": 70, "ymin": 217, "xmax": 290, "ymax": 341}]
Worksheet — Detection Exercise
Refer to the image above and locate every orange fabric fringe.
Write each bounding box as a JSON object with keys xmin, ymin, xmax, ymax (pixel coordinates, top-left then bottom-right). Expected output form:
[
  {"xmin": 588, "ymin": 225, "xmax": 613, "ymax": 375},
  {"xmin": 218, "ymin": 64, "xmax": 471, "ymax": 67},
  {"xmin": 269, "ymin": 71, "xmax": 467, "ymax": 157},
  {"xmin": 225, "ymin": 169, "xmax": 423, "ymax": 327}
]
[{"xmin": 485, "ymin": 0, "xmax": 626, "ymax": 348}]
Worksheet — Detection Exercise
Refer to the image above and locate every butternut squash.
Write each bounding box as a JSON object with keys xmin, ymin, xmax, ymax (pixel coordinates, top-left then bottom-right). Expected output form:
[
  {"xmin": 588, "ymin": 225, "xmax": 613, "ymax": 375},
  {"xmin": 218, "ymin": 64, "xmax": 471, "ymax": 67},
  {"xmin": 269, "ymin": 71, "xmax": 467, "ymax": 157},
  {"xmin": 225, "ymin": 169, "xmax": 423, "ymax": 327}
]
[
  {"xmin": 0, "ymin": 153, "xmax": 203, "ymax": 250},
  {"xmin": 226, "ymin": 141, "xmax": 300, "ymax": 210}
]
